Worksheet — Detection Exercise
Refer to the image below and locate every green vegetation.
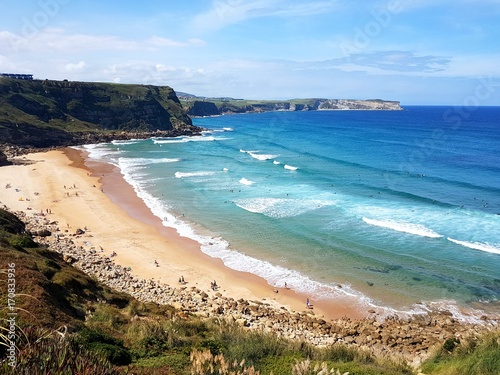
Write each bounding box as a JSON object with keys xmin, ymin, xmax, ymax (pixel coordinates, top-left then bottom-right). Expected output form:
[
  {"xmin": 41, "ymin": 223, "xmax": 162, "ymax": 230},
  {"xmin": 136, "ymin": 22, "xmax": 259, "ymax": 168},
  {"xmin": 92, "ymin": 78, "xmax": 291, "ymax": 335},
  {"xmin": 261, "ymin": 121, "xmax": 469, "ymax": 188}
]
[
  {"xmin": 0, "ymin": 208, "xmax": 498, "ymax": 374},
  {"xmin": 0, "ymin": 78, "xmax": 195, "ymax": 147},
  {"xmin": 421, "ymin": 331, "xmax": 500, "ymax": 375}
]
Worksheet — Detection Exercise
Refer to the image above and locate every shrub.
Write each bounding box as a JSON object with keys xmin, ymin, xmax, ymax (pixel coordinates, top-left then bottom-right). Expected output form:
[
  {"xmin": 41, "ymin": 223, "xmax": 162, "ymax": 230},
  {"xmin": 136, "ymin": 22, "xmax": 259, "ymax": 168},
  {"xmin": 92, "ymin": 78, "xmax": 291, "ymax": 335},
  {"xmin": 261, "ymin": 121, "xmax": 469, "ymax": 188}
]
[
  {"xmin": 443, "ymin": 337, "xmax": 460, "ymax": 352},
  {"xmin": 77, "ymin": 327, "xmax": 131, "ymax": 365},
  {"xmin": 0, "ymin": 327, "xmax": 118, "ymax": 374},
  {"xmin": 422, "ymin": 331, "xmax": 500, "ymax": 375},
  {"xmin": 88, "ymin": 342, "xmax": 131, "ymax": 365}
]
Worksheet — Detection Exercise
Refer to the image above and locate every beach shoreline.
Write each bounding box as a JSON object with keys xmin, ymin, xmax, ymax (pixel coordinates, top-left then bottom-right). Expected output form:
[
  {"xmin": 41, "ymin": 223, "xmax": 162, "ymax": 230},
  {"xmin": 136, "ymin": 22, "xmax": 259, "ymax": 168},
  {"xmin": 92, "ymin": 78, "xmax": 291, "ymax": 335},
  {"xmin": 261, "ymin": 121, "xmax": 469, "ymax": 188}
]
[
  {"xmin": 1, "ymin": 147, "xmax": 498, "ymax": 364},
  {"xmin": 79, "ymin": 147, "xmax": 371, "ymax": 321},
  {"xmin": 0, "ymin": 148, "xmax": 366, "ymax": 321}
]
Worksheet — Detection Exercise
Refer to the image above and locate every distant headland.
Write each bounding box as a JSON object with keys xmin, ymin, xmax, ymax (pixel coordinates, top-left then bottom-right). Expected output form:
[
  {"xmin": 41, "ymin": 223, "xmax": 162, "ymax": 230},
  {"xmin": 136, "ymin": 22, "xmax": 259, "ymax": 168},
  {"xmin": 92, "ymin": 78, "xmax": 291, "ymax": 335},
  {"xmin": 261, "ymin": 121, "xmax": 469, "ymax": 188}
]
[{"xmin": 177, "ymin": 92, "xmax": 403, "ymax": 117}]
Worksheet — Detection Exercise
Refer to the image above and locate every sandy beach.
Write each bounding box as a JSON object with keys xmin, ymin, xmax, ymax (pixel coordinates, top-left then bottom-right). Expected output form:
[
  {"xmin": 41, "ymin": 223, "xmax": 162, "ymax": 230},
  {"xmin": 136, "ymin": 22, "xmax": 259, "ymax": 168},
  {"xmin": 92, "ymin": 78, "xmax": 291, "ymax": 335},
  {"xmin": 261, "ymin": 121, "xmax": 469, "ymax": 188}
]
[
  {"xmin": 3, "ymin": 147, "xmax": 498, "ymax": 365},
  {"xmin": 0, "ymin": 148, "xmax": 366, "ymax": 321}
]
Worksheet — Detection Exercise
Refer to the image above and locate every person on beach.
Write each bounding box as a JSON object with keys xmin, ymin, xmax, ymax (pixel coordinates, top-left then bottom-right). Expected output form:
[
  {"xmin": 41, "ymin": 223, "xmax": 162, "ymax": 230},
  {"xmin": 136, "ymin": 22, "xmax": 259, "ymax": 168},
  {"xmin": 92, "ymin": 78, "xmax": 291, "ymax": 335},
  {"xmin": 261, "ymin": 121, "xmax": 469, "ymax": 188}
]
[{"xmin": 306, "ymin": 298, "xmax": 311, "ymax": 309}]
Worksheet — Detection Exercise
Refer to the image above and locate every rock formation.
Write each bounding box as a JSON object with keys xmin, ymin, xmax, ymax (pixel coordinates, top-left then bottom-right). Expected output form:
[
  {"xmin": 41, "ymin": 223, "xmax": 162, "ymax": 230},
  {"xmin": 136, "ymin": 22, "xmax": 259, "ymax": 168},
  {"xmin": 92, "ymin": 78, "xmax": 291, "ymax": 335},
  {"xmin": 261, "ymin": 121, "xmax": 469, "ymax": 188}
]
[
  {"xmin": 0, "ymin": 78, "xmax": 200, "ymax": 148},
  {"xmin": 184, "ymin": 97, "xmax": 403, "ymax": 116}
]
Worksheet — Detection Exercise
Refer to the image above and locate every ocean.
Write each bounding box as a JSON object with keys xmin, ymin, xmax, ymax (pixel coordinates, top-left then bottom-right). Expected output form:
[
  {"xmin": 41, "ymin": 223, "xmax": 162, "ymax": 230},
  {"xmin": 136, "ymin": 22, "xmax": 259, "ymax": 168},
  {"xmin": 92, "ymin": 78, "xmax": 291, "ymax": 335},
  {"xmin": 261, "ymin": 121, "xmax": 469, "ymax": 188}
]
[{"xmin": 82, "ymin": 106, "xmax": 500, "ymax": 320}]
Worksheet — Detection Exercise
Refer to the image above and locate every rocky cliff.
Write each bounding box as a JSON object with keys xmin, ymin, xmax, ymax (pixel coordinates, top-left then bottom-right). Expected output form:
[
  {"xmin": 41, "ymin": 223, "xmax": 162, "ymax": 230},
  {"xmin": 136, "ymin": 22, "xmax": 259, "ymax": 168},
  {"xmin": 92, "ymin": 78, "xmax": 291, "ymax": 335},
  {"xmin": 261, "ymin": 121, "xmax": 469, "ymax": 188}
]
[
  {"xmin": 316, "ymin": 99, "xmax": 402, "ymax": 110},
  {"xmin": 183, "ymin": 97, "xmax": 403, "ymax": 116},
  {"xmin": 0, "ymin": 78, "xmax": 199, "ymax": 148}
]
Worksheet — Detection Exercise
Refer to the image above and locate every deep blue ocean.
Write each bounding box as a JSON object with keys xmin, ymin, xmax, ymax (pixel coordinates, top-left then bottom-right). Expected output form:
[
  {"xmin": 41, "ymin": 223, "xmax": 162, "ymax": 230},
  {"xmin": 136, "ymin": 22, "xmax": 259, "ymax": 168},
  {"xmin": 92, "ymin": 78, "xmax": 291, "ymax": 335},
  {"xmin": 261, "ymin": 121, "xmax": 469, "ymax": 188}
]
[{"xmin": 83, "ymin": 106, "xmax": 500, "ymax": 319}]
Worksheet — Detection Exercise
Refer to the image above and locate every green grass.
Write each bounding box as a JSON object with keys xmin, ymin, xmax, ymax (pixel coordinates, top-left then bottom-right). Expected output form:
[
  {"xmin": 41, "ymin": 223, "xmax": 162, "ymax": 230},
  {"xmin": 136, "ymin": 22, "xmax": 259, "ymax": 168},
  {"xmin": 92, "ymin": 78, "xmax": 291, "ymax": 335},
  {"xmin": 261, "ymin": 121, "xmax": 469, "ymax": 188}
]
[
  {"xmin": 0, "ymin": 78, "xmax": 194, "ymax": 147},
  {"xmin": 421, "ymin": 331, "xmax": 500, "ymax": 375}
]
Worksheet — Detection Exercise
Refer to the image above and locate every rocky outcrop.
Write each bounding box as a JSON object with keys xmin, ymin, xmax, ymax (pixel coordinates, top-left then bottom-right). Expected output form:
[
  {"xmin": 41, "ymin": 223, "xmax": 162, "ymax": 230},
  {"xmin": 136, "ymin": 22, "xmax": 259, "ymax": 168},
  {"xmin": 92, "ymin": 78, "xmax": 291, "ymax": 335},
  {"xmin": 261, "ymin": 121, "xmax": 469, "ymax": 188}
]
[
  {"xmin": 317, "ymin": 99, "xmax": 402, "ymax": 110},
  {"xmin": 0, "ymin": 78, "xmax": 199, "ymax": 148},
  {"xmin": 0, "ymin": 150, "xmax": 11, "ymax": 166},
  {"xmin": 187, "ymin": 101, "xmax": 220, "ymax": 117}
]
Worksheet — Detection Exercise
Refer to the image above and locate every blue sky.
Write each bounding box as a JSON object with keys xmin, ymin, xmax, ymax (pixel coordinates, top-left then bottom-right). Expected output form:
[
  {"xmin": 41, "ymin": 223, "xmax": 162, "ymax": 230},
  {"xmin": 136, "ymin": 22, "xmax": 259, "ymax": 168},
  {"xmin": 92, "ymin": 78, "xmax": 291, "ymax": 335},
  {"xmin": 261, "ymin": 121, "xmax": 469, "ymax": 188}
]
[{"xmin": 0, "ymin": 0, "xmax": 499, "ymax": 105}]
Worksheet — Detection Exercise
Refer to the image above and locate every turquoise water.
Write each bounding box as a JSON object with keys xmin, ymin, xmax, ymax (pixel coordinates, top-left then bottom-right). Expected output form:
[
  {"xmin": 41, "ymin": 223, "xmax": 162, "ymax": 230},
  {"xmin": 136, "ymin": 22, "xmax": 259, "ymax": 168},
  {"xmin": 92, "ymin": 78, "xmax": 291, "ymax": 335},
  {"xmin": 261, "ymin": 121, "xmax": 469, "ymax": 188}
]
[{"xmin": 83, "ymin": 107, "xmax": 500, "ymax": 318}]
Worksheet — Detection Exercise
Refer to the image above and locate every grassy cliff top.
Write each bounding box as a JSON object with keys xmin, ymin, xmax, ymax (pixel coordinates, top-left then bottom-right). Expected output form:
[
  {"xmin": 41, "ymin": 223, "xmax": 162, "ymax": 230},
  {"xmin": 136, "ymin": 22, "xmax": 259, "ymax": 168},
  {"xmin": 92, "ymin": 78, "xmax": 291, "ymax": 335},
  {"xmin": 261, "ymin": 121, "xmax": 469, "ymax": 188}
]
[{"xmin": 0, "ymin": 78, "xmax": 197, "ymax": 148}]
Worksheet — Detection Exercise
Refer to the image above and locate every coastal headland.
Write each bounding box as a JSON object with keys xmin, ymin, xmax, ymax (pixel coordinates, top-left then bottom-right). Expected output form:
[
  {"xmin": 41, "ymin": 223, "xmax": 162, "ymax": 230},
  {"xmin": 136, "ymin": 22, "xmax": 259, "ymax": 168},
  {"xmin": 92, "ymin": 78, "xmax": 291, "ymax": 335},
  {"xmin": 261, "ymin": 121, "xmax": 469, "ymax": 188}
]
[
  {"xmin": 0, "ymin": 149, "xmax": 498, "ymax": 366},
  {"xmin": 179, "ymin": 94, "xmax": 403, "ymax": 117}
]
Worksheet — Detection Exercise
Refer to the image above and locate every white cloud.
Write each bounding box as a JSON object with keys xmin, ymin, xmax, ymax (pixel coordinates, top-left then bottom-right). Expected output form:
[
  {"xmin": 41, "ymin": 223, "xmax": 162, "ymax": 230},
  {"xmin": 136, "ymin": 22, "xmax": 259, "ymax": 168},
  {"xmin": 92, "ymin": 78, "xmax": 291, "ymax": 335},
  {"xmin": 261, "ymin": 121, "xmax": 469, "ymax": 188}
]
[
  {"xmin": 191, "ymin": 0, "xmax": 338, "ymax": 31},
  {"xmin": 65, "ymin": 61, "xmax": 86, "ymax": 72},
  {"xmin": 0, "ymin": 28, "xmax": 204, "ymax": 56},
  {"xmin": 148, "ymin": 36, "xmax": 206, "ymax": 47}
]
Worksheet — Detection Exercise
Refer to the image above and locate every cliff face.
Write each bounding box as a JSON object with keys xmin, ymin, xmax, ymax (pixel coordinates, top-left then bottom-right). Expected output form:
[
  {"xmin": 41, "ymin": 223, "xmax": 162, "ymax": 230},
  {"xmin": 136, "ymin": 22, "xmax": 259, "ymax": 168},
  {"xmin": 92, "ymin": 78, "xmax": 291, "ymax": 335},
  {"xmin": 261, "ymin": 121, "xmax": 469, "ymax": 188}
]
[
  {"xmin": 316, "ymin": 99, "xmax": 402, "ymax": 110},
  {"xmin": 0, "ymin": 78, "xmax": 197, "ymax": 147},
  {"xmin": 187, "ymin": 101, "xmax": 220, "ymax": 117},
  {"xmin": 184, "ymin": 98, "xmax": 402, "ymax": 116}
]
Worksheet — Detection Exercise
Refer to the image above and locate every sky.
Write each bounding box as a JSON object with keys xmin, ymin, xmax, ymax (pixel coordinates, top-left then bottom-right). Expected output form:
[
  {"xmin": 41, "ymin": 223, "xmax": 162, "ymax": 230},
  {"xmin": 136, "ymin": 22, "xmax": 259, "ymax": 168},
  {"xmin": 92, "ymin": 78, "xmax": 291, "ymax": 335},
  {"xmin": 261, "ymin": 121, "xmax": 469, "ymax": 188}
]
[{"xmin": 0, "ymin": 0, "xmax": 499, "ymax": 105}]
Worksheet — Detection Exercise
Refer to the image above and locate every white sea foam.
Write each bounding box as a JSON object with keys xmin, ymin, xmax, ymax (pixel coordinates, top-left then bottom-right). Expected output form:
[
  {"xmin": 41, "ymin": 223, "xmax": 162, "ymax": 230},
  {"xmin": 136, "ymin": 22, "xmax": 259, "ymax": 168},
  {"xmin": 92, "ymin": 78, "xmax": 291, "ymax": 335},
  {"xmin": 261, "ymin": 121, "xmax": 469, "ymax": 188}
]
[
  {"xmin": 406, "ymin": 300, "xmax": 498, "ymax": 325},
  {"xmin": 175, "ymin": 171, "xmax": 216, "ymax": 179},
  {"xmin": 447, "ymin": 238, "xmax": 500, "ymax": 255},
  {"xmin": 284, "ymin": 164, "xmax": 298, "ymax": 171},
  {"xmin": 362, "ymin": 217, "xmax": 443, "ymax": 238},
  {"xmin": 153, "ymin": 135, "xmax": 222, "ymax": 144},
  {"xmin": 239, "ymin": 178, "xmax": 255, "ymax": 185},
  {"xmin": 111, "ymin": 139, "xmax": 140, "ymax": 145},
  {"xmin": 273, "ymin": 160, "xmax": 280, "ymax": 165},
  {"xmin": 248, "ymin": 152, "xmax": 277, "ymax": 161},
  {"xmin": 200, "ymin": 239, "xmax": 367, "ymax": 301},
  {"xmin": 79, "ymin": 144, "xmax": 118, "ymax": 161},
  {"xmin": 236, "ymin": 198, "xmax": 335, "ymax": 218},
  {"xmin": 239, "ymin": 149, "xmax": 277, "ymax": 161},
  {"xmin": 207, "ymin": 128, "xmax": 232, "ymax": 133},
  {"xmin": 120, "ymin": 157, "xmax": 180, "ymax": 167}
]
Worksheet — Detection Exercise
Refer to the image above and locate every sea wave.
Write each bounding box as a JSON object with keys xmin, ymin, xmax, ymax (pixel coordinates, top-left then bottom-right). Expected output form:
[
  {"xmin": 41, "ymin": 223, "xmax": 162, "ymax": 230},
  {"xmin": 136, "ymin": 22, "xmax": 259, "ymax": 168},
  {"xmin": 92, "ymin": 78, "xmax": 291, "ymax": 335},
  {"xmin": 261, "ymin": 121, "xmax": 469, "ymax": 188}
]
[
  {"xmin": 284, "ymin": 164, "xmax": 298, "ymax": 171},
  {"xmin": 153, "ymin": 135, "xmax": 224, "ymax": 144},
  {"xmin": 175, "ymin": 171, "xmax": 216, "ymax": 178},
  {"xmin": 111, "ymin": 139, "xmax": 140, "ymax": 145},
  {"xmin": 120, "ymin": 157, "xmax": 180, "ymax": 167},
  {"xmin": 362, "ymin": 217, "xmax": 443, "ymax": 238},
  {"xmin": 236, "ymin": 197, "xmax": 335, "ymax": 218},
  {"xmin": 79, "ymin": 144, "xmax": 118, "ymax": 161},
  {"xmin": 447, "ymin": 238, "xmax": 500, "ymax": 255},
  {"xmin": 239, "ymin": 149, "xmax": 277, "ymax": 161},
  {"xmin": 239, "ymin": 178, "xmax": 255, "ymax": 186}
]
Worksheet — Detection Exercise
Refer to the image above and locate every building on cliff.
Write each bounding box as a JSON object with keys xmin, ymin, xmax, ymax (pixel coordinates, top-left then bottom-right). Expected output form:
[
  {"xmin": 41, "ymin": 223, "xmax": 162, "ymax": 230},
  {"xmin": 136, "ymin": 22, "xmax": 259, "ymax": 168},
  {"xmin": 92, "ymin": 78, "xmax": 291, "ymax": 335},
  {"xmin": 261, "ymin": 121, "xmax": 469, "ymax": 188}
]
[{"xmin": 0, "ymin": 73, "xmax": 34, "ymax": 80}]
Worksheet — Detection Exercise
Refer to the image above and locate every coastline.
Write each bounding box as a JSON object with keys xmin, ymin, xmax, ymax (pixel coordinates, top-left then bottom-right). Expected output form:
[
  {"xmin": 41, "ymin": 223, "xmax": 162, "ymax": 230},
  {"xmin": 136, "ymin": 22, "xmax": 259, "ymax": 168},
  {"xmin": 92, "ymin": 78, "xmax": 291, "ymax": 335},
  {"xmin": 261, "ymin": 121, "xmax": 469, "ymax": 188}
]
[
  {"xmin": 1, "ymin": 148, "xmax": 498, "ymax": 364},
  {"xmin": 0, "ymin": 148, "xmax": 364, "ymax": 321}
]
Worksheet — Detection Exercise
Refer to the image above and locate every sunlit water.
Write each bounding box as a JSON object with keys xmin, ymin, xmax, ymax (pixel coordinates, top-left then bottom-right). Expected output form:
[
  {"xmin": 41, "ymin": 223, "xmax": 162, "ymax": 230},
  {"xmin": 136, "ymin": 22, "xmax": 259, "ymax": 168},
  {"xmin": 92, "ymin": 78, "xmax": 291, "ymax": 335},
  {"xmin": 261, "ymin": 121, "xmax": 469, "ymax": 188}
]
[{"xmin": 82, "ymin": 106, "xmax": 500, "ymax": 320}]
